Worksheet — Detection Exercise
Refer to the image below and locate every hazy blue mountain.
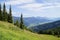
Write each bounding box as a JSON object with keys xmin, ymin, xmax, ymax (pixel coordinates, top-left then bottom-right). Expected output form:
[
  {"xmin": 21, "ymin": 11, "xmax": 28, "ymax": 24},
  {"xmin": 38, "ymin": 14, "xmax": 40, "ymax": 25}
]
[
  {"xmin": 51, "ymin": 17, "xmax": 60, "ymax": 21},
  {"xmin": 13, "ymin": 17, "xmax": 52, "ymax": 26},
  {"xmin": 28, "ymin": 20, "xmax": 60, "ymax": 33}
]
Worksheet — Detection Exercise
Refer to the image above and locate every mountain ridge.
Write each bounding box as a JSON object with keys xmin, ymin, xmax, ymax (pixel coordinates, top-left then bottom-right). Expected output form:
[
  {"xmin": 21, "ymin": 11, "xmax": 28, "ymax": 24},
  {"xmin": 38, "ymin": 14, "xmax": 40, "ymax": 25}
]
[
  {"xmin": 13, "ymin": 17, "xmax": 52, "ymax": 26},
  {"xmin": 28, "ymin": 20, "xmax": 60, "ymax": 33}
]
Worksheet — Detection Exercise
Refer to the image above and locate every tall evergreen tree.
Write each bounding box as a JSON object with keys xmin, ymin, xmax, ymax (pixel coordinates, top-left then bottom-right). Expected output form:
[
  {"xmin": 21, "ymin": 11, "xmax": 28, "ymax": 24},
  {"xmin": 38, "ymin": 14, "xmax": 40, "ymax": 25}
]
[
  {"xmin": 20, "ymin": 14, "xmax": 24, "ymax": 29},
  {"xmin": 0, "ymin": 3, "xmax": 2, "ymax": 21},
  {"xmin": 8, "ymin": 5, "xmax": 13, "ymax": 23},
  {"xmin": 3, "ymin": 3, "xmax": 7, "ymax": 21}
]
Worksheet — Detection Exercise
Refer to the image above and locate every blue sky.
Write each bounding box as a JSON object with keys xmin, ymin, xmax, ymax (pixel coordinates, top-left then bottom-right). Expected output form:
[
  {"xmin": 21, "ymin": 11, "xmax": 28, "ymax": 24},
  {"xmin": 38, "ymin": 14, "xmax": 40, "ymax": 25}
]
[{"xmin": 0, "ymin": 0, "xmax": 60, "ymax": 18}]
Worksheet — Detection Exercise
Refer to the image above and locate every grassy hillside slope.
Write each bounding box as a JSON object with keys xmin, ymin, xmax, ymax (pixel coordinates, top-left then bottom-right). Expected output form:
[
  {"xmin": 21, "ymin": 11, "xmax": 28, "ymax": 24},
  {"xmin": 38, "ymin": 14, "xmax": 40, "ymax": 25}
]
[{"xmin": 0, "ymin": 21, "xmax": 60, "ymax": 40}]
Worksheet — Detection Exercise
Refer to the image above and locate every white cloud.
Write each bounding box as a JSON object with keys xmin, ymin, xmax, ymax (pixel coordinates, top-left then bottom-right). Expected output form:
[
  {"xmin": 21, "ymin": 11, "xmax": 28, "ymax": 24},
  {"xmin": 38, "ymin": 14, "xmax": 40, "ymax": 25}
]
[
  {"xmin": 44, "ymin": 0, "xmax": 60, "ymax": 3},
  {"xmin": 4, "ymin": 0, "xmax": 35, "ymax": 5},
  {"xmin": 18, "ymin": 3, "xmax": 60, "ymax": 12},
  {"xmin": 17, "ymin": 2, "xmax": 60, "ymax": 18},
  {"xmin": 18, "ymin": 3, "xmax": 44, "ymax": 11}
]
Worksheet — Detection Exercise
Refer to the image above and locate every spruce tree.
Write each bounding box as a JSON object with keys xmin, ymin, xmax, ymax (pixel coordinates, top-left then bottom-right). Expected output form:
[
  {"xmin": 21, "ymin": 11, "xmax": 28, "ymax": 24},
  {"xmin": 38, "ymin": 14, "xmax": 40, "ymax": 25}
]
[
  {"xmin": 20, "ymin": 14, "xmax": 24, "ymax": 29},
  {"xmin": 0, "ymin": 3, "xmax": 2, "ymax": 21},
  {"xmin": 14, "ymin": 20, "xmax": 19, "ymax": 27},
  {"xmin": 3, "ymin": 3, "xmax": 7, "ymax": 21},
  {"xmin": 8, "ymin": 5, "xmax": 13, "ymax": 23}
]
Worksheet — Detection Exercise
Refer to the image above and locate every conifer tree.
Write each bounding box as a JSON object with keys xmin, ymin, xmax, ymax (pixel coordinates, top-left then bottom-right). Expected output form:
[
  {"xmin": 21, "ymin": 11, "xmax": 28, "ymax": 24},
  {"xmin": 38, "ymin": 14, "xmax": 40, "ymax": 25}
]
[
  {"xmin": 8, "ymin": 5, "xmax": 13, "ymax": 23},
  {"xmin": 20, "ymin": 14, "xmax": 24, "ymax": 29},
  {"xmin": 0, "ymin": 3, "xmax": 2, "ymax": 21},
  {"xmin": 3, "ymin": 3, "xmax": 7, "ymax": 21},
  {"xmin": 14, "ymin": 20, "xmax": 19, "ymax": 27}
]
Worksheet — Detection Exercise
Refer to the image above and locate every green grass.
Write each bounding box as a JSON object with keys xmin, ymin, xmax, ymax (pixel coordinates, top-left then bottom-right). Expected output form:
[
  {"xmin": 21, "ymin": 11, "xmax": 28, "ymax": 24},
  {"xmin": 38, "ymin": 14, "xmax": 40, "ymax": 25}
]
[{"xmin": 0, "ymin": 21, "xmax": 60, "ymax": 40}]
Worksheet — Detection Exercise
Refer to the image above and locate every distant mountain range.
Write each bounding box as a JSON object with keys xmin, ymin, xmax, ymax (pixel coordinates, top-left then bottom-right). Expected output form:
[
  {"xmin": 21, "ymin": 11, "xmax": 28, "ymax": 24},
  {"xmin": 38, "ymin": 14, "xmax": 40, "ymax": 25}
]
[
  {"xmin": 28, "ymin": 20, "xmax": 60, "ymax": 33},
  {"xmin": 13, "ymin": 16, "xmax": 60, "ymax": 34},
  {"xmin": 51, "ymin": 17, "xmax": 60, "ymax": 21},
  {"xmin": 13, "ymin": 17, "xmax": 52, "ymax": 26}
]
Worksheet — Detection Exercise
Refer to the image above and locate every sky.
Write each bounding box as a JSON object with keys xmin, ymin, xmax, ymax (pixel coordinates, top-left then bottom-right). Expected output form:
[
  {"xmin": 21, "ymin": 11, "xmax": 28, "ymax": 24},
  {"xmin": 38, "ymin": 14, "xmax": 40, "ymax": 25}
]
[{"xmin": 0, "ymin": 0, "xmax": 60, "ymax": 18}]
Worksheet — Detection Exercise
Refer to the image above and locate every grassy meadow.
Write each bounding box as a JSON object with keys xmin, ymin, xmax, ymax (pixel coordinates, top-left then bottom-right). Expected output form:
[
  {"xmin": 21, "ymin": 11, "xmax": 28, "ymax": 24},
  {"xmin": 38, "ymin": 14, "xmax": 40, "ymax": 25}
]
[{"xmin": 0, "ymin": 21, "xmax": 60, "ymax": 40}]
